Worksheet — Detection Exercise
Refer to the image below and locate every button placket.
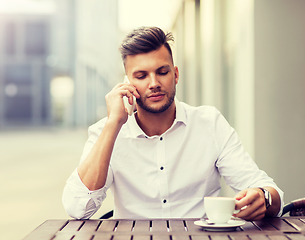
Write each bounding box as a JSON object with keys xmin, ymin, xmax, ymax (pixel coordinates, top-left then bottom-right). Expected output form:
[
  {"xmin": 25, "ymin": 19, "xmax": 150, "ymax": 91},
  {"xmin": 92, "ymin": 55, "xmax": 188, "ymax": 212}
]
[{"xmin": 156, "ymin": 136, "xmax": 170, "ymax": 216}]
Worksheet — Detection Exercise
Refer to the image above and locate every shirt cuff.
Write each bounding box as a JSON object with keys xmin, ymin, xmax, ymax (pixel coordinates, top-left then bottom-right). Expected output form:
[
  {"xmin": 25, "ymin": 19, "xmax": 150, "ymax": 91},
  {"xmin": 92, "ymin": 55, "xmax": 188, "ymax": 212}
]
[{"xmin": 63, "ymin": 169, "xmax": 107, "ymax": 219}]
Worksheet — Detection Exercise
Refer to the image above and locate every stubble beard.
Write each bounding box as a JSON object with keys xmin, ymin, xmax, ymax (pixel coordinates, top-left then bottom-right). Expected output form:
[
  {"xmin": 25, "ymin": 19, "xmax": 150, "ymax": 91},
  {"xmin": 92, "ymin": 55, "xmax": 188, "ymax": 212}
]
[{"xmin": 136, "ymin": 87, "xmax": 176, "ymax": 114}]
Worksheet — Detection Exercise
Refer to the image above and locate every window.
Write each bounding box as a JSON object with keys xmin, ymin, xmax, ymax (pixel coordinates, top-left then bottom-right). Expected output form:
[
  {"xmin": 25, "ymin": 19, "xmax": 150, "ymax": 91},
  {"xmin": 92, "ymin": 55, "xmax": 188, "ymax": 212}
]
[
  {"xmin": 25, "ymin": 22, "xmax": 47, "ymax": 56},
  {"xmin": 5, "ymin": 96, "xmax": 32, "ymax": 120},
  {"xmin": 5, "ymin": 22, "xmax": 16, "ymax": 55},
  {"xmin": 5, "ymin": 64, "xmax": 32, "ymax": 83}
]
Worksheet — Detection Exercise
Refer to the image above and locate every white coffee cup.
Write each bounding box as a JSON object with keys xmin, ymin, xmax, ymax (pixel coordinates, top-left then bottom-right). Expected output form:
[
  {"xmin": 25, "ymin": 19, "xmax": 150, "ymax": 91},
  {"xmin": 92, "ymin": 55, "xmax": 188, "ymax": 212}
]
[{"xmin": 204, "ymin": 197, "xmax": 236, "ymax": 224}]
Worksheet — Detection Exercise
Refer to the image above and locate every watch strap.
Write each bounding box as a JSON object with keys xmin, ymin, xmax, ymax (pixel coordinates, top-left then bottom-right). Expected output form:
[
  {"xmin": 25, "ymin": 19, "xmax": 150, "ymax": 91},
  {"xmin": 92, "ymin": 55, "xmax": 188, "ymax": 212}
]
[{"xmin": 259, "ymin": 187, "xmax": 272, "ymax": 209}]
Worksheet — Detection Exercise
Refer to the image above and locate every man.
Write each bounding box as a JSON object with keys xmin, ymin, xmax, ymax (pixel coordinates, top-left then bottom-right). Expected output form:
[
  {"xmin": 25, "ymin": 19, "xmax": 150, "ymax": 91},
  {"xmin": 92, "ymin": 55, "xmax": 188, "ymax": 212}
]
[{"xmin": 63, "ymin": 26, "xmax": 283, "ymax": 220}]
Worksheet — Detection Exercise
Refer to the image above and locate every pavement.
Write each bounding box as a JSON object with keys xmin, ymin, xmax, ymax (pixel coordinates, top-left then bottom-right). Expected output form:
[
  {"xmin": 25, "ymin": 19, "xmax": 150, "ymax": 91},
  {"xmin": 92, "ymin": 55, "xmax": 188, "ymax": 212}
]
[{"xmin": 0, "ymin": 127, "xmax": 114, "ymax": 240}]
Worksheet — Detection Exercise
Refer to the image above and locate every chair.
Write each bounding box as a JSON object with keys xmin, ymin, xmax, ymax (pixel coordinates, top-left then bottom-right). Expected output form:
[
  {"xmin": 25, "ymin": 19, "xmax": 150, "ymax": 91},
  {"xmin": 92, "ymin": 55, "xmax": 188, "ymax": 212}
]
[
  {"xmin": 282, "ymin": 198, "xmax": 305, "ymax": 216},
  {"xmin": 100, "ymin": 210, "xmax": 114, "ymax": 219}
]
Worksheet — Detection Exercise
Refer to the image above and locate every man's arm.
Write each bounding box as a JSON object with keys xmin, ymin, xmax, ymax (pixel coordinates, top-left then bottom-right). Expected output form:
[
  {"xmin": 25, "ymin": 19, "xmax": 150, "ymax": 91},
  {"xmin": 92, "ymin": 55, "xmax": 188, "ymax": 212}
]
[
  {"xmin": 77, "ymin": 82, "xmax": 140, "ymax": 191},
  {"xmin": 234, "ymin": 186, "xmax": 281, "ymax": 220}
]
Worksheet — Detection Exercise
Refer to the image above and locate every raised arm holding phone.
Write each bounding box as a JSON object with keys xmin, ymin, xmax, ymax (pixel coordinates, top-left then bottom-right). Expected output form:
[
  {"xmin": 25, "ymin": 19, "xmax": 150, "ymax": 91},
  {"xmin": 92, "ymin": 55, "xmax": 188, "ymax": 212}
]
[{"xmin": 63, "ymin": 26, "xmax": 283, "ymax": 220}]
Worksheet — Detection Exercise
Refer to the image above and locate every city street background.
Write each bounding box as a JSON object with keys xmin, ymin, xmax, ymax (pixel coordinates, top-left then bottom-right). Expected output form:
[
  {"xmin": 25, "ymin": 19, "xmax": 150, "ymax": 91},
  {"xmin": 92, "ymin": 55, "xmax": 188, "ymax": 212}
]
[
  {"xmin": 1, "ymin": 0, "xmax": 305, "ymax": 239},
  {"xmin": 0, "ymin": 128, "xmax": 114, "ymax": 240}
]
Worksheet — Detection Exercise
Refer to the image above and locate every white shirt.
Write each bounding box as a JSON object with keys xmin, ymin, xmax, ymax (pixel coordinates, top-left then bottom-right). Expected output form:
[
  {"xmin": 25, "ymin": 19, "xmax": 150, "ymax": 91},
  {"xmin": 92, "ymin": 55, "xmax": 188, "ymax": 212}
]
[{"xmin": 62, "ymin": 100, "xmax": 284, "ymax": 219}]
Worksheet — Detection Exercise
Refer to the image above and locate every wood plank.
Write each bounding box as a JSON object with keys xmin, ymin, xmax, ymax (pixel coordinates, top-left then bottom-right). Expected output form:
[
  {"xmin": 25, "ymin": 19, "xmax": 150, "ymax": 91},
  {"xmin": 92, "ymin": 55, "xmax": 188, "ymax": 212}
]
[
  {"xmin": 171, "ymin": 235, "xmax": 191, "ymax": 240},
  {"xmin": 22, "ymin": 220, "xmax": 68, "ymax": 240},
  {"xmin": 88, "ymin": 233, "xmax": 113, "ymax": 240},
  {"xmin": 79, "ymin": 220, "xmax": 100, "ymax": 232},
  {"xmin": 55, "ymin": 232, "xmax": 111, "ymax": 240},
  {"xmin": 252, "ymin": 219, "xmax": 277, "ymax": 231},
  {"xmin": 52, "ymin": 233, "xmax": 75, "ymax": 240},
  {"xmin": 184, "ymin": 220, "xmax": 200, "ymax": 232},
  {"xmin": 116, "ymin": 220, "xmax": 134, "ymax": 232},
  {"xmin": 208, "ymin": 236, "xmax": 230, "ymax": 240},
  {"xmin": 68, "ymin": 233, "xmax": 93, "ymax": 240},
  {"xmin": 283, "ymin": 234, "xmax": 305, "ymax": 240},
  {"xmin": 97, "ymin": 220, "xmax": 117, "ymax": 232},
  {"xmin": 169, "ymin": 220, "xmax": 186, "ymax": 232},
  {"xmin": 268, "ymin": 218, "xmax": 298, "ymax": 232},
  {"xmin": 112, "ymin": 235, "xmax": 132, "ymax": 240},
  {"xmin": 229, "ymin": 235, "xmax": 251, "ymax": 240},
  {"xmin": 61, "ymin": 220, "xmax": 84, "ymax": 232},
  {"xmin": 268, "ymin": 235, "xmax": 290, "ymax": 240},
  {"xmin": 284, "ymin": 218, "xmax": 305, "ymax": 231},
  {"xmin": 247, "ymin": 234, "xmax": 270, "ymax": 240},
  {"xmin": 133, "ymin": 235, "xmax": 151, "ymax": 240},
  {"xmin": 133, "ymin": 220, "xmax": 151, "ymax": 232},
  {"xmin": 191, "ymin": 235, "xmax": 210, "ymax": 240},
  {"xmin": 152, "ymin": 235, "xmax": 171, "ymax": 240},
  {"xmin": 240, "ymin": 221, "xmax": 261, "ymax": 232},
  {"xmin": 151, "ymin": 220, "xmax": 168, "ymax": 232}
]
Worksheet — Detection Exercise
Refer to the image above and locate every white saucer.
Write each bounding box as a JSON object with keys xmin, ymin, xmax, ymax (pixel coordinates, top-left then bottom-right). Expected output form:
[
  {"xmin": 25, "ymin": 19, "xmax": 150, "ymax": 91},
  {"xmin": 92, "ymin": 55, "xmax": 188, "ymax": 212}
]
[{"xmin": 194, "ymin": 219, "xmax": 245, "ymax": 232}]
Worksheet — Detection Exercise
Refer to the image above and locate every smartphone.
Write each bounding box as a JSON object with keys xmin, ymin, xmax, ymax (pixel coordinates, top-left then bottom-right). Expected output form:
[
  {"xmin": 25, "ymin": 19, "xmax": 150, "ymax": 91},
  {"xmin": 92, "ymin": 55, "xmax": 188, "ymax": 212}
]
[{"xmin": 123, "ymin": 76, "xmax": 136, "ymax": 116}]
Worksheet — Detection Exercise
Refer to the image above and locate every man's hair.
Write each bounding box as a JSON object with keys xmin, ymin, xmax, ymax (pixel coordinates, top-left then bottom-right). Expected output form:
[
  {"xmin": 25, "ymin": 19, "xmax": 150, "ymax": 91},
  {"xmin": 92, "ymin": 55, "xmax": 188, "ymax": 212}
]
[{"xmin": 120, "ymin": 26, "xmax": 174, "ymax": 66}]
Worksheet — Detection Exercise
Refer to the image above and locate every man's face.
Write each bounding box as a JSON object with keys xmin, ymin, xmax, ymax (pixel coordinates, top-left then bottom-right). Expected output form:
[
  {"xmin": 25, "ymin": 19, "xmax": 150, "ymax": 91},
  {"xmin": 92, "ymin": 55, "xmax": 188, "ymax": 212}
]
[{"xmin": 125, "ymin": 45, "xmax": 179, "ymax": 114}]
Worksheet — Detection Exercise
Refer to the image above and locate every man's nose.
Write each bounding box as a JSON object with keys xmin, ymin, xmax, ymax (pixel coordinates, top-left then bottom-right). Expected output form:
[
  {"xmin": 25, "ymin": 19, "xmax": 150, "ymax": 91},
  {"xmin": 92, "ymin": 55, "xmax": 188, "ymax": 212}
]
[{"xmin": 148, "ymin": 75, "xmax": 161, "ymax": 89}]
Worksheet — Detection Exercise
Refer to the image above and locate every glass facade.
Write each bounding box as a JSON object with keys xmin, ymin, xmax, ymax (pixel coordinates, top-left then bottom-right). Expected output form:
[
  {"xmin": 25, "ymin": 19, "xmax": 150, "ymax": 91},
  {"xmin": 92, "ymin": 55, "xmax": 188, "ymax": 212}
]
[
  {"xmin": 0, "ymin": 19, "xmax": 50, "ymax": 126},
  {"xmin": 4, "ymin": 21, "xmax": 16, "ymax": 55},
  {"xmin": 25, "ymin": 22, "xmax": 47, "ymax": 56}
]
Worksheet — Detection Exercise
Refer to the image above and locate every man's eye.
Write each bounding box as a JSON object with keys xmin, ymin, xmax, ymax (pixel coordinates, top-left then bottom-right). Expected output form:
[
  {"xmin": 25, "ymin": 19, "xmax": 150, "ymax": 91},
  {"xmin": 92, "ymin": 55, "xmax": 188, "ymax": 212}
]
[
  {"xmin": 159, "ymin": 71, "xmax": 169, "ymax": 75},
  {"xmin": 136, "ymin": 75, "xmax": 146, "ymax": 79}
]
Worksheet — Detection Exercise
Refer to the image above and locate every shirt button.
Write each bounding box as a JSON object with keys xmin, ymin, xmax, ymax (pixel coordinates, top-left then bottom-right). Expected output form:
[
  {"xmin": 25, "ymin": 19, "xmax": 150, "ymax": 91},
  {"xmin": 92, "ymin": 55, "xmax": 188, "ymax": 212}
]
[
  {"xmin": 163, "ymin": 199, "xmax": 167, "ymax": 203},
  {"xmin": 160, "ymin": 166, "xmax": 164, "ymax": 170},
  {"xmin": 160, "ymin": 137, "xmax": 163, "ymax": 141}
]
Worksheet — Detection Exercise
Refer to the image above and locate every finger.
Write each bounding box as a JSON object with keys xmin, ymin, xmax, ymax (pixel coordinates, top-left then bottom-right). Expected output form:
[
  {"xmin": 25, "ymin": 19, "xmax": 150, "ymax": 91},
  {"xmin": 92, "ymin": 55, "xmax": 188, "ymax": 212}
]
[
  {"xmin": 235, "ymin": 197, "xmax": 265, "ymax": 220},
  {"xmin": 128, "ymin": 94, "xmax": 135, "ymax": 105},
  {"xmin": 237, "ymin": 189, "xmax": 261, "ymax": 207},
  {"xmin": 235, "ymin": 196, "xmax": 254, "ymax": 210},
  {"xmin": 119, "ymin": 85, "xmax": 140, "ymax": 99},
  {"xmin": 120, "ymin": 90, "xmax": 134, "ymax": 103},
  {"xmin": 120, "ymin": 81, "xmax": 140, "ymax": 98},
  {"xmin": 132, "ymin": 89, "xmax": 140, "ymax": 99},
  {"xmin": 240, "ymin": 210, "xmax": 265, "ymax": 221},
  {"xmin": 235, "ymin": 189, "xmax": 247, "ymax": 201}
]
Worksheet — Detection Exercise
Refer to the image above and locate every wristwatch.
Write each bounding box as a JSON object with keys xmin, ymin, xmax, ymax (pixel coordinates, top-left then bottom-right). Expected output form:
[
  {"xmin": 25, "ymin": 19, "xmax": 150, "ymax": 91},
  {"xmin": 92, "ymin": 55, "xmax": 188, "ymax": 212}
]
[{"xmin": 259, "ymin": 187, "xmax": 272, "ymax": 209}]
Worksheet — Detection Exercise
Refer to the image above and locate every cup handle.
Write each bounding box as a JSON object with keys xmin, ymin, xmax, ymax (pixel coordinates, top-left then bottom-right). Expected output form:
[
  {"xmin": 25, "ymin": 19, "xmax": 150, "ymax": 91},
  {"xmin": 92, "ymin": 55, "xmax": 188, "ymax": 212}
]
[{"xmin": 234, "ymin": 205, "xmax": 247, "ymax": 214}]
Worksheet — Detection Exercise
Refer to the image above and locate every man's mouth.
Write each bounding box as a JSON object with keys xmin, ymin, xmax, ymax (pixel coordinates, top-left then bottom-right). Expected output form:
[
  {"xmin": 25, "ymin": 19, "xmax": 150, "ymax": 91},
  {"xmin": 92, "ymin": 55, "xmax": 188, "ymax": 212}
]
[{"xmin": 147, "ymin": 92, "xmax": 165, "ymax": 101}]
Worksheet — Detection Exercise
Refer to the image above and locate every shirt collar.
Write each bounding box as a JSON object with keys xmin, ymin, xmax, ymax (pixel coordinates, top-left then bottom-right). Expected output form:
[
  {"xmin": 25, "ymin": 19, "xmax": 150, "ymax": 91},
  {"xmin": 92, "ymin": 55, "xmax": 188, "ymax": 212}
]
[{"xmin": 127, "ymin": 98, "xmax": 187, "ymax": 138}]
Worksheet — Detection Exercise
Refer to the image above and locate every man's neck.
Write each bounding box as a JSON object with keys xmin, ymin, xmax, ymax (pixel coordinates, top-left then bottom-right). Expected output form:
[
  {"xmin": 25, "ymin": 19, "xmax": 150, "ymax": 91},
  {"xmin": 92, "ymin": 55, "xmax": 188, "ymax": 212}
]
[{"xmin": 135, "ymin": 102, "xmax": 176, "ymax": 137}]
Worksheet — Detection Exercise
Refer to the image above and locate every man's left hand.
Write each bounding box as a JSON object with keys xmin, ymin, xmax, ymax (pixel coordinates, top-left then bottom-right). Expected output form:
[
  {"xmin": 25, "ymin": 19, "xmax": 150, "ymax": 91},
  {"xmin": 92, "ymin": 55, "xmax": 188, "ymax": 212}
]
[{"xmin": 234, "ymin": 188, "xmax": 266, "ymax": 221}]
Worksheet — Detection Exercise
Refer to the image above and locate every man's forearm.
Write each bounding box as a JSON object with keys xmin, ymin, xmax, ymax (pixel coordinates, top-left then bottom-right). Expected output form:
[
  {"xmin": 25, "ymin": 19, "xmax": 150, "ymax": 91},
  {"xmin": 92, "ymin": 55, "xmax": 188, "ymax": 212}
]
[{"xmin": 77, "ymin": 119, "xmax": 122, "ymax": 190}]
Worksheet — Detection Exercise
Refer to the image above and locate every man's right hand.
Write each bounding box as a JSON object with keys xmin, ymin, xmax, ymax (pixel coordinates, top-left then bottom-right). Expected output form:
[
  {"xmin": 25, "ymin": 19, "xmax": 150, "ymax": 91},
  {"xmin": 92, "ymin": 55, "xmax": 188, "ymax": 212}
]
[{"xmin": 105, "ymin": 82, "xmax": 140, "ymax": 125}]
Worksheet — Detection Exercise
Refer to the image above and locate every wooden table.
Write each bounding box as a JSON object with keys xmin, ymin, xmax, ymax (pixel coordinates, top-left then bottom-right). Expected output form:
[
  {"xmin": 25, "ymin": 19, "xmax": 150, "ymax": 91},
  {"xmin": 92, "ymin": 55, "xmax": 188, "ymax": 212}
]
[{"xmin": 22, "ymin": 217, "xmax": 305, "ymax": 240}]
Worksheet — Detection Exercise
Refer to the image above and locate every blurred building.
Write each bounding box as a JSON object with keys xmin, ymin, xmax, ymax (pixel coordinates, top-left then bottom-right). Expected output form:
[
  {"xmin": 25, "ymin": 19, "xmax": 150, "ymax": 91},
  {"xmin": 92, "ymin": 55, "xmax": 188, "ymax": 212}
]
[
  {"xmin": 0, "ymin": 2, "xmax": 52, "ymax": 127},
  {"xmin": 73, "ymin": 0, "xmax": 120, "ymax": 127},
  {"xmin": 0, "ymin": 0, "xmax": 76, "ymax": 128},
  {"xmin": 0, "ymin": 0, "xmax": 120, "ymax": 128}
]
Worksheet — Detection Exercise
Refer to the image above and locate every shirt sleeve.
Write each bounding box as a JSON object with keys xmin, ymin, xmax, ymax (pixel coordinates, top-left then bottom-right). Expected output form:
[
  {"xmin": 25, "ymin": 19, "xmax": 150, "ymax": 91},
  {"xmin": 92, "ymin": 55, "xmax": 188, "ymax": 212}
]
[
  {"xmin": 62, "ymin": 118, "xmax": 113, "ymax": 219},
  {"xmin": 213, "ymin": 109, "xmax": 284, "ymax": 217},
  {"xmin": 62, "ymin": 168, "xmax": 113, "ymax": 219}
]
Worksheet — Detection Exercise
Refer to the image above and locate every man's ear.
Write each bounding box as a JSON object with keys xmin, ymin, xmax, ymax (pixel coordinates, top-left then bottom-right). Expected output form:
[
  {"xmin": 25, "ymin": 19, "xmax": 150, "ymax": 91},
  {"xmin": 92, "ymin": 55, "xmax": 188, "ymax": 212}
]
[{"xmin": 174, "ymin": 66, "xmax": 179, "ymax": 84}]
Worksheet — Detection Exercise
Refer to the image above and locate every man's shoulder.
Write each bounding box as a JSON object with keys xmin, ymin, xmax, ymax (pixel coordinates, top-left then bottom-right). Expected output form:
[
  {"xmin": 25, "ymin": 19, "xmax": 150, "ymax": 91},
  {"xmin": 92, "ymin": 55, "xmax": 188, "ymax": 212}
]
[
  {"xmin": 88, "ymin": 117, "xmax": 108, "ymax": 133},
  {"xmin": 179, "ymin": 101, "xmax": 220, "ymax": 118}
]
